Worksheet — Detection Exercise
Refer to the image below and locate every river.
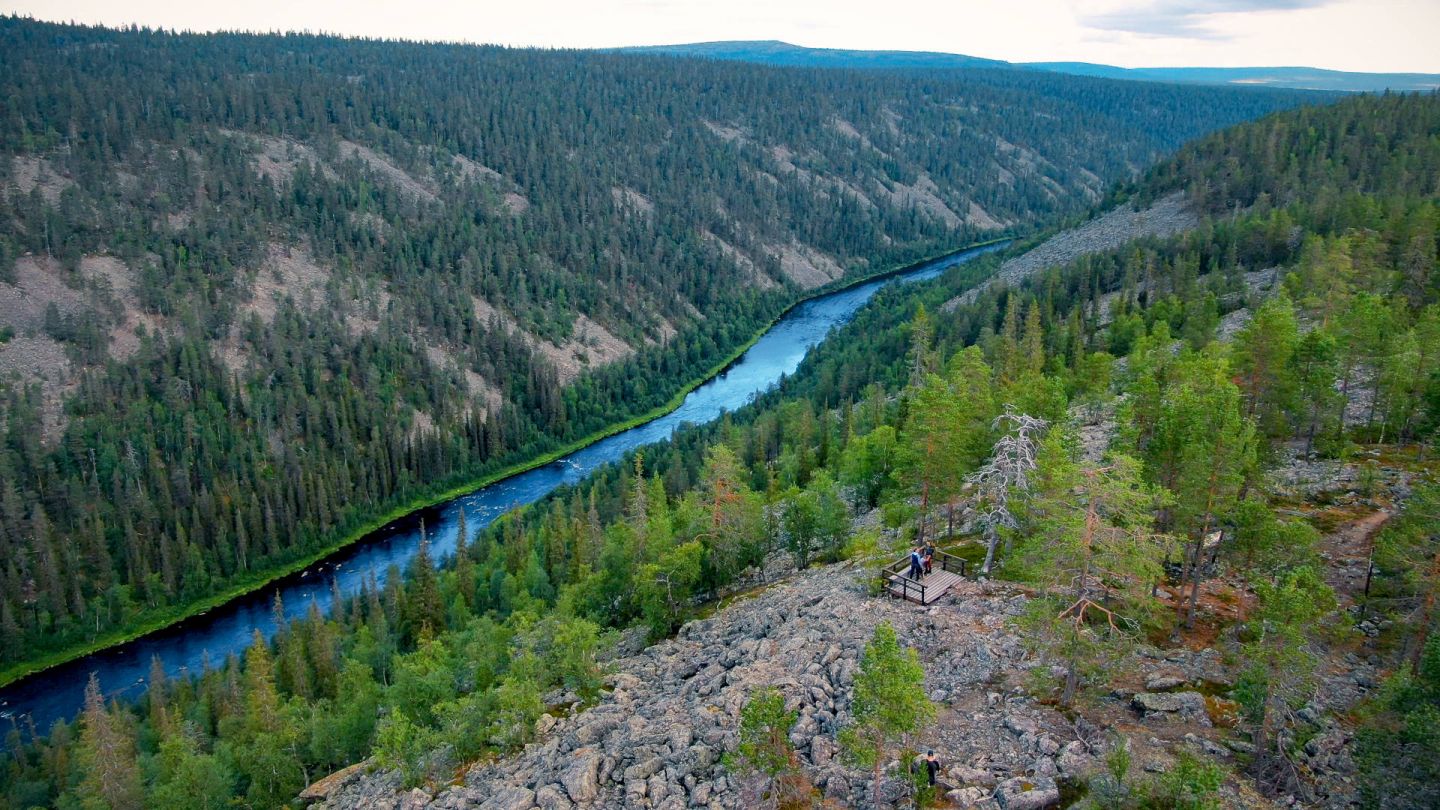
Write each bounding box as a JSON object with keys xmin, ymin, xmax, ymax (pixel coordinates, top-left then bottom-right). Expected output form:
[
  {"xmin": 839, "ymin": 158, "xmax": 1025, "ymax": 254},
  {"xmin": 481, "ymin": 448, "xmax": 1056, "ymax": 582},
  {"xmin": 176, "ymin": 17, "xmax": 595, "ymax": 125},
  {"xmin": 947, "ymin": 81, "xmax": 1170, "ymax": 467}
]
[{"xmin": 0, "ymin": 241, "xmax": 1005, "ymax": 732}]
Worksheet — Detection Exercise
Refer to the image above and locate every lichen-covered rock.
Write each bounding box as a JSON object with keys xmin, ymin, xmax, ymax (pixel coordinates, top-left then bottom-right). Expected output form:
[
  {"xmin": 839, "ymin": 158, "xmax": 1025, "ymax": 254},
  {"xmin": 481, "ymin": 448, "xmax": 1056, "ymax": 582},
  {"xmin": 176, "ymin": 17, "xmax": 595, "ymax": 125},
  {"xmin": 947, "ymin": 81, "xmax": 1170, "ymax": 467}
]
[
  {"xmin": 1144, "ymin": 674, "xmax": 1187, "ymax": 692},
  {"xmin": 993, "ymin": 775, "xmax": 1061, "ymax": 810},
  {"xmin": 1132, "ymin": 690, "xmax": 1209, "ymax": 722}
]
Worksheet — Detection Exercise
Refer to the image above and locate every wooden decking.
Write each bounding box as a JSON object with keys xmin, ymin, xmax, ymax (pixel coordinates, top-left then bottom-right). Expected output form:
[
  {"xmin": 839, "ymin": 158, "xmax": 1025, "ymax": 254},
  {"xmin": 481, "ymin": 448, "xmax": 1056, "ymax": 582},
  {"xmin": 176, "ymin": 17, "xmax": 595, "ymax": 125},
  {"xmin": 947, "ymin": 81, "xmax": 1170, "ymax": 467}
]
[
  {"xmin": 885, "ymin": 568, "xmax": 965, "ymax": 604},
  {"xmin": 880, "ymin": 550, "xmax": 968, "ymax": 604}
]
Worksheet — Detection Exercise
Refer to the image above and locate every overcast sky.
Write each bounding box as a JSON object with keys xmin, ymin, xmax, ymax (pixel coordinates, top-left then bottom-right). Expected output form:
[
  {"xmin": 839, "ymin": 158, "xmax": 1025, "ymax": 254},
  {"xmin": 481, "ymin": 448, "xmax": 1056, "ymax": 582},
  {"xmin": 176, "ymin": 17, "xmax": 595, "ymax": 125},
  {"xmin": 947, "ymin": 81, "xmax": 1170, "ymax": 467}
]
[{"xmin": 5, "ymin": 0, "xmax": 1438, "ymax": 73}]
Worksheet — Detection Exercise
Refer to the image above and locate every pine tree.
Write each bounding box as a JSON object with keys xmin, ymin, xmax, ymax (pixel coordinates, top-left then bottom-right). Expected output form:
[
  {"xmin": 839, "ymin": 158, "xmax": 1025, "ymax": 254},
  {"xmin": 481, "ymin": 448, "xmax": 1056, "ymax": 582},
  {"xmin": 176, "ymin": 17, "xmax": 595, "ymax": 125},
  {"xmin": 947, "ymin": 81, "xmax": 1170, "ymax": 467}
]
[
  {"xmin": 148, "ymin": 730, "xmax": 235, "ymax": 810},
  {"xmin": 453, "ymin": 509, "xmax": 476, "ymax": 609},
  {"xmin": 1376, "ymin": 482, "xmax": 1440, "ymax": 675},
  {"xmin": 839, "ymin": 425, "xmax": 898, "ymax": 511},
  {"xmin": 1235, "ymin": 566, "xmax": 1335, "ymax": 796},
  {"xmin": 1289, "ymin": 328, "xmax": 1341, "ymax": 455},
  {"xmin": 696, "ymin": 444, "xmax": 766, "ymax": 588},
  {"xmin": 969, "ymin": 408, "xmax": 1048, "ymax": 574},
  {"xmin": 724, "ymin": 687, "xmax": 799, "ymax": 809},
  {"xmin": 1232, "ymin": 295, "xmax": 1299, "ymax": 439},
  {"xmin": 1143, "ymin": 349, "xmax": 1256, "ymax": 628},
  {"xmin": 636, "ymin": 540, "xmax": 703, "ymax": 639},
  {"xmin": 897, "ymin": 373, "xmax": 967, "ymax": 546},
  {"xmin": 1012, "ymin": 435, "xmax": 1171, "ymax": 706},
  {"xmin": 839, "ymin": 621, "xmax": 935, "ymax": 809},
  {"xmin": 907, "ymin": 305, "xmax": 937, "ymax": 387}
]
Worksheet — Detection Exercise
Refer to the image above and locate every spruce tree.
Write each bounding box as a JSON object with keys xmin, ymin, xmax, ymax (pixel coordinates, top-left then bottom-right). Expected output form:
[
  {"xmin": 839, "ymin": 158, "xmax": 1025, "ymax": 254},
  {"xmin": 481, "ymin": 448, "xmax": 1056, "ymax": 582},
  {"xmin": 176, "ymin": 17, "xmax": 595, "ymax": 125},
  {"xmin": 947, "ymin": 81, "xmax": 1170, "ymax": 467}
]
[{"xmin": 75, "ymin": 674, "xmax": 143, "ymax": 810}]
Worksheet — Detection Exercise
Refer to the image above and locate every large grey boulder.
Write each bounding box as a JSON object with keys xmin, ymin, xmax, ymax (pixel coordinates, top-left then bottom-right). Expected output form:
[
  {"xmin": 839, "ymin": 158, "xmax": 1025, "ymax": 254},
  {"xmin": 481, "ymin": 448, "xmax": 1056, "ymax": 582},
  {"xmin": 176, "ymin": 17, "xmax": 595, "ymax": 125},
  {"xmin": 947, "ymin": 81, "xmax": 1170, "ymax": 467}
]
[
  {"xmin": 478, "ymin": 786, "xmax": 535, "ymax": 810},
  {"xmin": 1132, "ymin": 691, "xmax": 1208, "ymax": 721},
  {"xmin": 559, "ymin": 749, "xmax": 602, "ymax": 803}
]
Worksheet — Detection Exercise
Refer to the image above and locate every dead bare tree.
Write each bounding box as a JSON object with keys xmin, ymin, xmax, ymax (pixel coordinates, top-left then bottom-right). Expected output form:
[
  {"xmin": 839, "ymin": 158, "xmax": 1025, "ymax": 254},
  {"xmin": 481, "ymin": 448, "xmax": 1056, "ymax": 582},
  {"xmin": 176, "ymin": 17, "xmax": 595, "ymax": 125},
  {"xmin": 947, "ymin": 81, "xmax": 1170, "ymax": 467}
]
[{"xmin": 968, "ymin": 407, "xmax": 1047, "ymax": 575}]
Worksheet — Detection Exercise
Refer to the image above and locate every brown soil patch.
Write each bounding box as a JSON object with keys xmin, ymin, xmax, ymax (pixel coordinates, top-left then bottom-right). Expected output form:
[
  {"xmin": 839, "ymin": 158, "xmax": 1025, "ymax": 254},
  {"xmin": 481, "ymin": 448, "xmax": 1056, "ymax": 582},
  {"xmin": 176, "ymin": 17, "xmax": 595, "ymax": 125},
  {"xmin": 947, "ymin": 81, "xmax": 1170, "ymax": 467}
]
[
  {"xmin": 967, "ymin": 200, "xmax": 1007, "ymax": 230},
  {"xmin": 244, "ymin": 243, "xmax": 333, "ymax": 323},
  {"xmin": 338, "ymin": 141, "xmax": 439, "ymax": 203},
  {"xmin": 876, "ymin": 172, "xmax": 964, "ymax": 229},
  {"xmin": 0, "ymin": 256, "xmax": 87, "ymax": 332},
  {"xmin": 7, "ymin": 156, "xmax": 73, "ymax": 204},
  {"xmin": 80, "ymin": 254, "xmax": 168, "ymax": 360},
  {"xmin": 701, "ymin": 120, "xmax": 748, "ymax": 143},
  {"xmin": 472, "ymin": 297, "xmax": 634, "ymax": 384},
  {"xmin": 0, "ymin": 334, "xmax": 74, "ymax": 442},
  {"xmin": 223, "ymin": 130, "xmax": 332, "ymax": 186},
  {"xmin": 700, "ymin": 230, "xmax": 776, "ymax": 290},
  {"xmin": 1155, "ymin": 577, "xmax": 1256, "ymax": 650},
  {"xmin": 767, "ymin": 241, "xmax": 845, "ymax": 290},
  {"xmin": 828, "ymin": 117, "xmax": 869, "ymax": 146},
  {"xmin": 533, "ymin": 315, "xmax": 634, "ymax": 384},
  {"xmin": 1320, "ymin": 510, "xmax": 1391, "ymax": 607},
  {"xmin": 451, "ymin": 155, "xmax": 529, "ymax": 214},
  {"xmin": 610, "ymin": 186, "xmax": 655, "ymax": 216}
]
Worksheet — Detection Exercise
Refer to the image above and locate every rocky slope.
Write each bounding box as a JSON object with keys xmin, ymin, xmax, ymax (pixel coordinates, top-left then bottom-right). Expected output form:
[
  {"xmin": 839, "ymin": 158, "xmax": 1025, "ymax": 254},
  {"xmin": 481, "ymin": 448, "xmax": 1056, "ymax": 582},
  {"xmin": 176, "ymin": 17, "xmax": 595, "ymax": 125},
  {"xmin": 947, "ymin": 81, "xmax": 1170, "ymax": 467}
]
[
  {"xmin": 308, "ymin": 553, "xmax": 1317, "ymax": 810},
  {"xmin": 312, "ymin": 564, "xmax": 1075, "ymax": 809},
  {"xmin": 942, "ymin": 191, "xmax": 1198, "ymax": 312}
]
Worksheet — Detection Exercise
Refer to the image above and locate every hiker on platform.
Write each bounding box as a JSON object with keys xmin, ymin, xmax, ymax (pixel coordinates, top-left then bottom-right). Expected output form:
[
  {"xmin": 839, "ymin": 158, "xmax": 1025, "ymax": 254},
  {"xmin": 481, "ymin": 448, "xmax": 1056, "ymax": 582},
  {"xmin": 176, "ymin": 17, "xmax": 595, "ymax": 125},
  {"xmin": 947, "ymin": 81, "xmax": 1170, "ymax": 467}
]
[{"xmin": 908, "ymin": 546, "xmax": 924, "ymax": 579}]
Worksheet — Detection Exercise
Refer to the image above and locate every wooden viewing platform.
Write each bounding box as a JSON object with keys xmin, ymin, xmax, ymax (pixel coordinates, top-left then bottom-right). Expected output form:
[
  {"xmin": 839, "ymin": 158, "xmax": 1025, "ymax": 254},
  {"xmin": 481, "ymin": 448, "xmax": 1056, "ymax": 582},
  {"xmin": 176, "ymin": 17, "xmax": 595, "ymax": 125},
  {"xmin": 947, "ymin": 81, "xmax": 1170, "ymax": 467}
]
[{"xmin": 881, "ymin": 549, "xmax": 967, "ymax": 604}]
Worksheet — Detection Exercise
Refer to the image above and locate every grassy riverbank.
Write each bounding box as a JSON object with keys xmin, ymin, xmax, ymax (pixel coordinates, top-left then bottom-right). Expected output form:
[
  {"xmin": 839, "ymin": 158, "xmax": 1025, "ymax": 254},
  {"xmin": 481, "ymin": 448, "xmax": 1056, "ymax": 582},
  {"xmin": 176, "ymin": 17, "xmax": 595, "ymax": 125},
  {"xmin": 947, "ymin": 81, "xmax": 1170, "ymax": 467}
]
[{"xmin": 0, "ymin": 236, "xmax": 1010, "ymax": 691}]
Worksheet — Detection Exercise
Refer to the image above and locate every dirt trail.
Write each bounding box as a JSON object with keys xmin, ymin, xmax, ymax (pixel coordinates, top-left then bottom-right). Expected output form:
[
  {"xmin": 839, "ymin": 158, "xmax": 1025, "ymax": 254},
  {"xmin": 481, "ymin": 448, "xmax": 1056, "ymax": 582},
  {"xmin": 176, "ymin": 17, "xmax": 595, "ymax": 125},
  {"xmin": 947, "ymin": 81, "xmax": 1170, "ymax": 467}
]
[{"xmin": 1322, "ymin": 509, "xmax": 1391, "ymax": 607}]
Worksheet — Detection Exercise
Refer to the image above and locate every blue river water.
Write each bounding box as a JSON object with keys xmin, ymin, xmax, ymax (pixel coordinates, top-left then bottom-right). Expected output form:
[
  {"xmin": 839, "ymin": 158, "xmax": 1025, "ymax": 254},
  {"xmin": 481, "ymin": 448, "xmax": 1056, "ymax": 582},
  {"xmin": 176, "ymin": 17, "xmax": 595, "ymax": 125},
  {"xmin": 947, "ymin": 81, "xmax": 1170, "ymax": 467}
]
[{"xmin": 0, "ymin": 241, "xmax": 1004, "ymax": 733}]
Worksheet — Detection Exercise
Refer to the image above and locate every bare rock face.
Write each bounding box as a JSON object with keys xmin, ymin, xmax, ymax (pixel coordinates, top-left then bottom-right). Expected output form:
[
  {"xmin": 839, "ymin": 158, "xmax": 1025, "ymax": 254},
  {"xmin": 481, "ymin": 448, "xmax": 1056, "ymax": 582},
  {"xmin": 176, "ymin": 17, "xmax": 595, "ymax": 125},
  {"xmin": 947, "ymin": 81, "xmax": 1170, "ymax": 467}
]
[
  {"xmin": 315, "ymin": 564, "xmax": 1087, "ymax": 809},
  {"xmin": 993, "ymin": 775, "xmax": 1061, "ymax": 809}
]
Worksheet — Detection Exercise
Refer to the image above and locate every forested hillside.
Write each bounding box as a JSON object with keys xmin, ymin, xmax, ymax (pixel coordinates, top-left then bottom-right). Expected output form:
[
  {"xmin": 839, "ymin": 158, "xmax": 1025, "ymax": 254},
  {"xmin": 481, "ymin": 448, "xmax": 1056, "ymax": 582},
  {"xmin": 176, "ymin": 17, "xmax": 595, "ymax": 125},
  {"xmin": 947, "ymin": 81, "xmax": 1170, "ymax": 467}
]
[
  {"xmin": 1, "ymin": 86, "xmax": 1433, "ymax": 809},
  {"xmin": 0, "ymin": 15, "xmax": 1324, "ymax": 682}
]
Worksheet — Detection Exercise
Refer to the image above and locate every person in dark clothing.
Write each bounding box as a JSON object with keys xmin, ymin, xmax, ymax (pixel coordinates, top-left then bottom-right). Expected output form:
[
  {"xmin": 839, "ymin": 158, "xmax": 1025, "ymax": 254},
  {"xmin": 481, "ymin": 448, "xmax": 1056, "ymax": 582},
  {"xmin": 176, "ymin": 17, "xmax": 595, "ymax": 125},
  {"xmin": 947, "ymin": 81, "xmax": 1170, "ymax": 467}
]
[
  {"xmin": 922, "ymin": 542, "xmax": 935, "ymax": 574},
  {"xmin": 924, "ymin": 750, "xmax": 940, "ymax": 786},
  {"xmin": 908, "ymin": 547, "xmax": 924, "ymax": 579}
]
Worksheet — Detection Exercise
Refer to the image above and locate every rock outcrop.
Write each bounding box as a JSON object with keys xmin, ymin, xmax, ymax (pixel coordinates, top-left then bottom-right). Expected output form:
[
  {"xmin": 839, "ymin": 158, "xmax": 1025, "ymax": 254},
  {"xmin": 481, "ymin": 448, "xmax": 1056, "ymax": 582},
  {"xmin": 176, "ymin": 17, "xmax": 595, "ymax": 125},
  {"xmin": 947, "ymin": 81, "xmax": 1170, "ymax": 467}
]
[{"xmin": 316, "ymin": 563, "xmax": 1100, "ymax": 809}]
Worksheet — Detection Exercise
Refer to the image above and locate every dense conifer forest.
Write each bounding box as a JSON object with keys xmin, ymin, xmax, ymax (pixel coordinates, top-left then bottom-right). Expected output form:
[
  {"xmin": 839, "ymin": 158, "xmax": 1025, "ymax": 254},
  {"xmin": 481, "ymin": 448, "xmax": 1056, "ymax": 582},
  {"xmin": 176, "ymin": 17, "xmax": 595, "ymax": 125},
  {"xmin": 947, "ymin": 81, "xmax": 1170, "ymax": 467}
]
[
  {"xmin": 1, "ymin": 74, "xmax": 1435, "ymax": 808},
  {"xmin": 0, "ymin": 16, "xmax": 1326, "ymax": 683}
]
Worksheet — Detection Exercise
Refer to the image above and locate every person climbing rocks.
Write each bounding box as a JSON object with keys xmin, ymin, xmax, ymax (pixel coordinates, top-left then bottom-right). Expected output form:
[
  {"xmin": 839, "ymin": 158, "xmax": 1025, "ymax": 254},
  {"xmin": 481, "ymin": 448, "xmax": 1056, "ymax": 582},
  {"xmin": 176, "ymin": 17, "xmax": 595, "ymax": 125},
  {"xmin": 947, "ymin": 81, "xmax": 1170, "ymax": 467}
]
[{"xmin": 924, "ymin": 750, "xmax": 940, "ymax": 786}]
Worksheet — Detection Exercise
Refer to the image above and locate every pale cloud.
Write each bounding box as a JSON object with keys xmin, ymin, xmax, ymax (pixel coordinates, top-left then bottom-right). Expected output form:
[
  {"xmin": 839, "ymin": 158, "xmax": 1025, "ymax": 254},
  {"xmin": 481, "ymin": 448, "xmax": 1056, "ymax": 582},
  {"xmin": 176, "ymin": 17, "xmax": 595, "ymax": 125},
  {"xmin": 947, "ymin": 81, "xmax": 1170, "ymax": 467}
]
[
  {"xmin": 2, "ymin": 0, "xmax": 1437, "ymax": 73},
  {"xmin": 1078, "ymin": 0, "xmax": 1334, "ymax": 39}
]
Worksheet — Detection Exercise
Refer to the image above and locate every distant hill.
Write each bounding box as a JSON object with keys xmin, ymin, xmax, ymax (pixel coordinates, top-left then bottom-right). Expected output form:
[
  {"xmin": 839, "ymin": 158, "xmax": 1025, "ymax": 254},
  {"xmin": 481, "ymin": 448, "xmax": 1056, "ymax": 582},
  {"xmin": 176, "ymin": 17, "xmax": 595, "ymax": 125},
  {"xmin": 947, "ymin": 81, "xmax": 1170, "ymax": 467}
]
[
  {"xmin": 1028, "ymin": 62, "xmax": 1440, "ymax": 93},
  {"xmin": 617, "ymin": 39, "xmax": 1008, "ymax": 70},
  {"xmin": 619, "ymin": 40, "xmax": 1440, "ymax": 93}
]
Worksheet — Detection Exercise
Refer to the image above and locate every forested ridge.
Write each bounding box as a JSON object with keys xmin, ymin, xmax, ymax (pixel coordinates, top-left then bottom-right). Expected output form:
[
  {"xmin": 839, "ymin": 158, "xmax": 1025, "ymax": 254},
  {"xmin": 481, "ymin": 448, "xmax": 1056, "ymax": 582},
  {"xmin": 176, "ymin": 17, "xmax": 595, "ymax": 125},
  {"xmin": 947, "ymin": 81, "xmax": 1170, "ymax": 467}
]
[
  {"xmin": 1, "ymin": 84, "xmax": 1436, "ymax": 808},
  {"xmin": 0, "ymin": 15, "xmax": 1327, "ymax": 683}
]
